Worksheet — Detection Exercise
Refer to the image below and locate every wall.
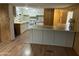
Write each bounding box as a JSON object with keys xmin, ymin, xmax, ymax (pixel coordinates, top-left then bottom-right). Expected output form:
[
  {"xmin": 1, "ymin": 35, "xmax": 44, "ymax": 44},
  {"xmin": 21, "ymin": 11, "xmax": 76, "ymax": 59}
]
[
  {"xmin": 71, "ymin": 5, "xmax": 79, "ymax": 55},
  {"xmin": 0, "ymin": 4, "xmax": 15, "ymax": 43},
  {"xmin": 73, "ymin": 32, "xmax": 79, "ymax": 55},
  {"xmin": 16, "ymin": 7, "xmax": 44, "ymax": 16},
  {"xmin": 66, "ymin": 4, "xmax": 79, "ymax": 55},
  {"xmin": 28, "ymin": 8, "xmax": 44, "ymax": 16},
  {"xmin": 8, "ymin": 4, "xmax": 15, "ymax": 40},
  {"xmin": 0, "ymin": 4, "xmax": 11, "ymax": 43},
  {"xmin": 15, "ymin": 7, "xmax": 44, "ymax": 23}
]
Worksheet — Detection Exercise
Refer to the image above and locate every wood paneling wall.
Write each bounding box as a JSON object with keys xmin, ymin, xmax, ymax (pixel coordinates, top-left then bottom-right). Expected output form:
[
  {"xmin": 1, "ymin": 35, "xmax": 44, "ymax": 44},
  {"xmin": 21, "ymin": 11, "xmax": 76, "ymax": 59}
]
[
  {"xmin": 66, "ymin": 4, "xmax": 79, "ymax": 55},
  {"xmin": 13, "ymin": 6, "xmax": 16, "ymax": 16},
  {"xmin": 72, "ymin": 5, "xmax": 79, "ymax": 55},
  {"xmin": 8, "ymin": 4, "xmax": 15, "ymax": 40},
  {"xmin": 0, "ymin": 4, "xmax": 10, "ymax": 43},
  {"xmin": 44, "ymin": 8, "xmax": 54, "ymax": 26},
  {"xmin": 73, "ymin": 32, "xmax": 79, "ymax": 55},
  {"xmin": 0, "ymin": 4, "xmax": 15, "ymax": 43}
]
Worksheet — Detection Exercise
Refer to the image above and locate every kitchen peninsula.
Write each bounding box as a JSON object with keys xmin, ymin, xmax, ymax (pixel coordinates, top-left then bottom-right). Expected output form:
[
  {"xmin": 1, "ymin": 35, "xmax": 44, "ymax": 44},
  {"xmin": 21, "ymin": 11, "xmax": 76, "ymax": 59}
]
[
  {"xmin": 14, "ymin": 21, "xmax": 29, "ymax": 36},
  {"xmin": 27, "ymin": 25, "xmax": 75, "ymax": 47}
]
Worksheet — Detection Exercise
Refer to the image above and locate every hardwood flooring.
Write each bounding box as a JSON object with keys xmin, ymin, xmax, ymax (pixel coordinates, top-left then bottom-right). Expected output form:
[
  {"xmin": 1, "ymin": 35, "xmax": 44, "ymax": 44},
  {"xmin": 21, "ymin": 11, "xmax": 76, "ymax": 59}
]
[
  {"xmin": 0, "ymin": 31, "xmax": 77, "ymax": 56},
  {"xmin": 31, "ymin": 44, "xmax": 77, "ymax": 56}
]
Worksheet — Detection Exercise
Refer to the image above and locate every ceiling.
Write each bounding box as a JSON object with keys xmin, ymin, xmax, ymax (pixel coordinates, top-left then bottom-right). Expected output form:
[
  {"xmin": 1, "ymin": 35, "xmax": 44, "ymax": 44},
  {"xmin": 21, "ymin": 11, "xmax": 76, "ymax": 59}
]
[{"xmin": 12, "ymin": 3, "xmax": 74, "ymax": 8}]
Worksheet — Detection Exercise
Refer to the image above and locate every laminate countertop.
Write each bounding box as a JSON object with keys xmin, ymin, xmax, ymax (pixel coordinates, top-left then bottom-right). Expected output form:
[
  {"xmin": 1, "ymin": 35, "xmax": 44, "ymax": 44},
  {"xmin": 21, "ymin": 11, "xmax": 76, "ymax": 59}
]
[
  {"xmin": 14, "ymin": 21, "xmax": 29, "ymax": 24},
  {"xmin": 28, "ymin": 25, "xmax": 77, "ymax": 32}
]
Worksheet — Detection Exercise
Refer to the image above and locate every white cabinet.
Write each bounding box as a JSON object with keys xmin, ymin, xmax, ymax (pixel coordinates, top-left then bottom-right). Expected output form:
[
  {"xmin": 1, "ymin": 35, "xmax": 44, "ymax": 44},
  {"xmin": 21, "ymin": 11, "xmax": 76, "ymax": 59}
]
[
  {"xmin": 65, "ymin": 32, "xmax": 74, "ymax": 47},
  {"xmin": 20, "ymin": 22, "xmax": 28, "ymax": 34},
  {"xmin": 32, "ymin": 29, "xmax": 42, "ymax": 44},
  {"xmin": 26, "ymin": 29, "xmax": 74, "ymax": 47},
  {"xmin": 42, "ymin": 30, "xmax": 55, "ymax": 45},
  {"xmin": 54, "ymin": 31, "xmax": 67, "ymax": 46},
  {"xmin": 26, "ymin": 30, "xmax": 33, "ymax": 43},
  {"xmin": 54, "ymin": 31, "xmax": 74, "ymax": 47}
]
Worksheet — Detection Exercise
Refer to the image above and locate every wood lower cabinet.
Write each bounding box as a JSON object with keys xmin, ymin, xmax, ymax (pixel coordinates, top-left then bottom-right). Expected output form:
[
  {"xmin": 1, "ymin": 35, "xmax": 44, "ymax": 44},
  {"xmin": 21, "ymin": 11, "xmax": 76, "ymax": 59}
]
[
  {"xmin": 14, "ymin": 24, "xmax": 20, "ymax": 36},
  {"xmin": 14, "ymin": 23, "xmax": 28, "ymax": 36}
]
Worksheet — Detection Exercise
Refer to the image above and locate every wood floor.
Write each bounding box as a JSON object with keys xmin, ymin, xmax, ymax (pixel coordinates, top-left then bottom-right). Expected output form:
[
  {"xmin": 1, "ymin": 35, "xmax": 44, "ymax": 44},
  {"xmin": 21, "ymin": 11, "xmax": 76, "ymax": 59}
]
[{"xmin": 0, "ymin": 31, "xmax": 77, "ymax": 56}]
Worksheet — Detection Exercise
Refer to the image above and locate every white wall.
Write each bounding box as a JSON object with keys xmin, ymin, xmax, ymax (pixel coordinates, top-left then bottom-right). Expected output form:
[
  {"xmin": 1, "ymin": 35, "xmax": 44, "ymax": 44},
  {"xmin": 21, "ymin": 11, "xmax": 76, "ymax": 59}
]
[
  {"xmin": 16, "ymin": 7, "xmax": 44, "ymax": 16},
  {"xmin": 28, "ymin": 8, "xmax": 44, "ymax": 16}
]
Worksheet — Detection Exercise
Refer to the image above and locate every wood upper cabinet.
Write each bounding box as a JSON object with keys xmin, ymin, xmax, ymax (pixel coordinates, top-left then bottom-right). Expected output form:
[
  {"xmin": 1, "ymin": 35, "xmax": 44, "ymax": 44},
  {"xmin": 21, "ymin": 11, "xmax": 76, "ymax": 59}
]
[
  {"xmin": 54, "ymin": 9, "xmax": 67, "ymax": 26},
  {"xmin": 44, "ymin": 8, "xmax": 54, "ymax": 26}
]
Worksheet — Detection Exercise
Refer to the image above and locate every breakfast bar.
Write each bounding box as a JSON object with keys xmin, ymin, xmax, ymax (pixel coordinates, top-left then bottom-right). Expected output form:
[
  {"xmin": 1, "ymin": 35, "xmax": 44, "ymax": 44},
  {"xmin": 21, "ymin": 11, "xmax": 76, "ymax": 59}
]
[{"xmin": 27, "ymin": 25, "xmax": 75, "ymax": 47}]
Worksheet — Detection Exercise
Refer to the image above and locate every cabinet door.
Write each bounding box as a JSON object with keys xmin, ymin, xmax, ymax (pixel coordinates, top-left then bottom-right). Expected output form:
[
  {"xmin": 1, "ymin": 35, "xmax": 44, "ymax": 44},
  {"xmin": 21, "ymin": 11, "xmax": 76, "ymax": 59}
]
[
  {"xmin": 44, "ymin": 8, "xmax": 54, "ymax": 26},
  {"xmin": 20, "ymin": 23, "xmax": 27, "ymax": 34},
  {"xmin": 43, "ymin": 30, "xmax": 55, "ymax": 45},
  {"xmin": 65, "ymin": 32, "xmax": 74, "ymax": 47},
  {"xmin": 54, "ymin": 9, "xmax": 67, "ymax": 26},
  {"xmin": 54, "ymin": 31, "xmax": 74, "ymax": 47},
  {"xmin": 54, "ymin": 31, "xmax": 66, "ymax": 46},
  {"xmin": 32, "ymin": 30, "xmax": 42, "ymax": 44}
]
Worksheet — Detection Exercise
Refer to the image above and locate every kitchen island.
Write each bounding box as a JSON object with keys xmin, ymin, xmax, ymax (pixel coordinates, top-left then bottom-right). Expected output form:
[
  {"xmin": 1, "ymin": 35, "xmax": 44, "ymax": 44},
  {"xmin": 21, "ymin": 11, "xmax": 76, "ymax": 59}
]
[{"xmin": 26, "ymin": 25, "xmax": 75, "ymax": 47}]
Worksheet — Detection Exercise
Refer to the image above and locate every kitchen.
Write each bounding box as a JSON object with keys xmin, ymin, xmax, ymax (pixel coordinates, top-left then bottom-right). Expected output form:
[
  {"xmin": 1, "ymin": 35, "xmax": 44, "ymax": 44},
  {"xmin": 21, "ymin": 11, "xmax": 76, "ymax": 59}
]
[
  {"xmin": 14, "ymin": 6, "xmax": 44, "ymax": 36},
  {"xmin": 0, "ymin": 3, "xmax": 79, "ymax": 56},
  {"xmin": 14, "ymin": 4, "xmax": 76, "ymax": 47}
]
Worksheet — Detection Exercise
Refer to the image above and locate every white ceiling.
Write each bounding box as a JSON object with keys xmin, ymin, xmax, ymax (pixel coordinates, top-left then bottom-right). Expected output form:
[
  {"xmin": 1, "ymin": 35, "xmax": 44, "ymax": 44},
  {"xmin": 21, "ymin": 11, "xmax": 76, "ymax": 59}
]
[{"xmin": 12, "ymin": 3, "xmax": 74, "ymax": 8}]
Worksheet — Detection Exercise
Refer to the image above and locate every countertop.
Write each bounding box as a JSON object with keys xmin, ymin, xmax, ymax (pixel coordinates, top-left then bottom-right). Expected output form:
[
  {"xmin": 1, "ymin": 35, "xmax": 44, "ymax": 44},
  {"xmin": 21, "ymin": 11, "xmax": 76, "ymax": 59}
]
[
  {"xmin": 28, "ymin": 25, "xmax": 77, "ymax": 32},
  {"xmin": 14, "ymin": 21, "xmax": 29, "ymax": 24}
]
